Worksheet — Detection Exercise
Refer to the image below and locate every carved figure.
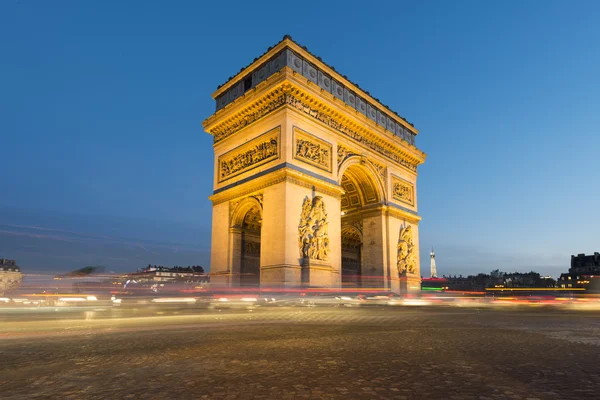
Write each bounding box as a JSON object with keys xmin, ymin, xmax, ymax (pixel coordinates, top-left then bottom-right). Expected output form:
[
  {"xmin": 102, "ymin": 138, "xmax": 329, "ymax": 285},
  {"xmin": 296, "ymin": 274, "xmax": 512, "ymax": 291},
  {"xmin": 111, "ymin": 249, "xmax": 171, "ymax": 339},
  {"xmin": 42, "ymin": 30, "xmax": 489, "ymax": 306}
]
[
  {"xmin": 397, "ymin": 225, "xmax": 416, "ymax": 274},
  {"xmin": 337, "ymin": 145, "xmax": 353, "ymax": 166},
  {"xmin": 298, "ymin": 196, "xmax": 330, "ymax": 261},
  {"xmin": 296, "ymin": 138, "xmax": 330, "ymax": 169}
]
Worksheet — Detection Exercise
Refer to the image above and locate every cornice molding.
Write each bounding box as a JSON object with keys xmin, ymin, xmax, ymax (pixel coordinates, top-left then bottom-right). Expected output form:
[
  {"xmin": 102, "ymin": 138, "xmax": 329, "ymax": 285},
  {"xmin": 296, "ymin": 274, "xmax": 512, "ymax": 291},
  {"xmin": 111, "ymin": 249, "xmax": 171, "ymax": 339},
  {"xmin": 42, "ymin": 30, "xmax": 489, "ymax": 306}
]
[
  {"xmin": 386, "ymin": 205, "xmax": 421, "ymax": 224},
  {"xmin": 209, "ymin": 166, "xmax": 343, "ymax": 205}
]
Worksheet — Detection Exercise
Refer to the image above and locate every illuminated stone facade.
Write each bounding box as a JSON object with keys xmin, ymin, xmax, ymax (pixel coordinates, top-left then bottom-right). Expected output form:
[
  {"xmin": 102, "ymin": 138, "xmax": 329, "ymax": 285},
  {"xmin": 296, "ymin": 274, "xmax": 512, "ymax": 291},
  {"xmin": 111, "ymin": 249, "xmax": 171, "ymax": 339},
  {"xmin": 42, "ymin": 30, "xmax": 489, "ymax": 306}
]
[{"xmin": 203, "ymin": 36, "xmax": 426, "ymax": 293}]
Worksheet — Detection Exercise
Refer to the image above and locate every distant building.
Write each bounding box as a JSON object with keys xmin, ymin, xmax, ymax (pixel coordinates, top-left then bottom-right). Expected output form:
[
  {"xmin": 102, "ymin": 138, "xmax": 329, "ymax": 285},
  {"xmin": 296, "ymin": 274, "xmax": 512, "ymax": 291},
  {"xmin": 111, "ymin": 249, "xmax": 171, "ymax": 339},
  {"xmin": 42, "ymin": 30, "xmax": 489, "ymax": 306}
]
[
  {"xmin": 503, "ymin": 272, "xmax": 555, "ymax": 288},
  {"xmin": 423, "ymin": 270, "xmax": 556, "ymax": 292},
  {"xmin": 0, "ymin": 258, "xmax": 23, "ymax": 295},
  {"xmin": 557, "ymin": 253, "xmax": 600, "ymax": 291},
  {"xmin": 123, "ymin": 265, "xmax": 209, "ymax": 286},
  {"xmin": 421, "ymin": 277, "xmax": 448, "ymax": 291}
]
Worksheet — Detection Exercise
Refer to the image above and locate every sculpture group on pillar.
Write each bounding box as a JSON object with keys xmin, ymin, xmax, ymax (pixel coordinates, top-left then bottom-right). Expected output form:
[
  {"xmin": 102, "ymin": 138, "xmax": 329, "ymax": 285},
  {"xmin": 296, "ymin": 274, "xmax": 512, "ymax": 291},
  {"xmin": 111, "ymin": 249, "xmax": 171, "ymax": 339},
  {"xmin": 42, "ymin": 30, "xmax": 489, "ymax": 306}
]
[
  {"xmin": 298, "ymin": 196, "xmax": 330, "ymax": 261},
  {"xmin": 397, "ymin": 225, "xmax": 416, "ymax": 274}
]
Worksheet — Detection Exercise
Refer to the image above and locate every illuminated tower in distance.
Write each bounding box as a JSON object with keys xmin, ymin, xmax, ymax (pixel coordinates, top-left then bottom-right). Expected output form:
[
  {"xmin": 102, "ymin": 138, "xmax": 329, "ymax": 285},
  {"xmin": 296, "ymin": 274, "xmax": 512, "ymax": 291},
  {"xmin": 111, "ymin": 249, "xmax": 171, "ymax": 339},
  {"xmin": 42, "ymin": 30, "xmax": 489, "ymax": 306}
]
[{"xmin": 430, "ymin": 249, "xmax": 437, "ymax": 278}]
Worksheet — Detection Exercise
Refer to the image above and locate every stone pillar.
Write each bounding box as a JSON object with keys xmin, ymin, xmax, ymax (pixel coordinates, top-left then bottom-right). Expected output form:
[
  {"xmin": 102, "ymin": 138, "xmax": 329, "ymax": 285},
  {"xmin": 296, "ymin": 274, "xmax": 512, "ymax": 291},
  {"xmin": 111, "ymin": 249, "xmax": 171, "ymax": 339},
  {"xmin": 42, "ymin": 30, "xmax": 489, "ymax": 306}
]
[
  {"xmin": 397, "ymin": 274, "xmax": 422, "ymax": 295},
  {"xmin": 361, "ymin": 209, "xmax": 389, "ymax": 289},
  {"xmin": 228, "ymin": 227, "xmax": 242, "ymax": 287},
  {"xmin": 260, "ymin": 182, "xmax": 302, "ymax": 287},
  {"xmin": 301, "ymin": 258, "xmax": 334, "ymax": 288},
  {"xmin": 259, "ymin": 180, "xmax": 341, "ymax": 288},
  {"xmin": 209, "ymin": 201, "xmax": 232, "ymax": 288}
]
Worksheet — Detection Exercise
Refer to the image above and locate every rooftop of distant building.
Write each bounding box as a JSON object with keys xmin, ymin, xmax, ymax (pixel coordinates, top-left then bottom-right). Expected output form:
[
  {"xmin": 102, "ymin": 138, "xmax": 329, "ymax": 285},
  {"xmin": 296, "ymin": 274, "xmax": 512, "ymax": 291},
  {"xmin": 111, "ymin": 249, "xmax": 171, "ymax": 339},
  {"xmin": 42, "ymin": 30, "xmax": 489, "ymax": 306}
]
[{"xmin": 0, "ymin": 258, "xmax": 20, "ymax": 271}]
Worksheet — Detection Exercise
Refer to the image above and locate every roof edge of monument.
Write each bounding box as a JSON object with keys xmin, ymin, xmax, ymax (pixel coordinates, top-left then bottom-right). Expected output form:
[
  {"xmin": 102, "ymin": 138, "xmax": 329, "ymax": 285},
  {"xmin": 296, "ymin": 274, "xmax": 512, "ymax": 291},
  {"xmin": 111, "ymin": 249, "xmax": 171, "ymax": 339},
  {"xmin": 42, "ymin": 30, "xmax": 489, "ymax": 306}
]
[{"xmin": 212, "ymin": 35, "xmax": 416, "ymax": 130}]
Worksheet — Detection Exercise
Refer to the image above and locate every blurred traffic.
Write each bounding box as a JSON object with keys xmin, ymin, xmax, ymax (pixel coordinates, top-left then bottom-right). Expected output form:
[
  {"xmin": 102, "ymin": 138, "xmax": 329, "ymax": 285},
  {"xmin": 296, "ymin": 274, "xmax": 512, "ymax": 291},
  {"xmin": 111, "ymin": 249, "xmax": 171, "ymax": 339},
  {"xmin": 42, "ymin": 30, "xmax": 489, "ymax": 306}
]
[{"xmin": 2, "ymin": 284, "xmax": 600, "ymax": 316}]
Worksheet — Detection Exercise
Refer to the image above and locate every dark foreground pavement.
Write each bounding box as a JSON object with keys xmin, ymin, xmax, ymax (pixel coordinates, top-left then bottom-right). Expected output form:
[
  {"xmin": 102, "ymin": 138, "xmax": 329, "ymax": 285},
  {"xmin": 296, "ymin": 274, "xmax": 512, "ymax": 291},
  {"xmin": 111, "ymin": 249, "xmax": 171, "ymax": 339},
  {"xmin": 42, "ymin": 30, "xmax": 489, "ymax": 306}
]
[{"xmin": 1, "ymin": 307, "xmax": 600, "ymax": 399}]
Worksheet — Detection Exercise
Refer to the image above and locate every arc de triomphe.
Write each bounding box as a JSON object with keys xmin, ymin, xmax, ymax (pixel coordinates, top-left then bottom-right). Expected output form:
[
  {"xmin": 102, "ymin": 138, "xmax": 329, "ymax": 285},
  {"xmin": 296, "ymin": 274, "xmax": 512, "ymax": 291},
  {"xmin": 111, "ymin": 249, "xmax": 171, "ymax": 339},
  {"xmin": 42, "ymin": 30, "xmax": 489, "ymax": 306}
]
[{"xmin": 202, "ymin": 36, "xmax": 426, "ymax": 293}]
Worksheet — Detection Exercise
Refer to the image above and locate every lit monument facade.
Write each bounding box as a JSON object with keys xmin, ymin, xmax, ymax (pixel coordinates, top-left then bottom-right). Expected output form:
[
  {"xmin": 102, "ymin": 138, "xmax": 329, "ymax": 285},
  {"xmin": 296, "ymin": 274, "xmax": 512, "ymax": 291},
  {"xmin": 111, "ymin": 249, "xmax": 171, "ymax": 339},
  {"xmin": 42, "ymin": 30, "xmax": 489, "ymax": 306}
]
[{"xmin": 203, "ymin": 36, "xmax": 426, "ymax": 293}]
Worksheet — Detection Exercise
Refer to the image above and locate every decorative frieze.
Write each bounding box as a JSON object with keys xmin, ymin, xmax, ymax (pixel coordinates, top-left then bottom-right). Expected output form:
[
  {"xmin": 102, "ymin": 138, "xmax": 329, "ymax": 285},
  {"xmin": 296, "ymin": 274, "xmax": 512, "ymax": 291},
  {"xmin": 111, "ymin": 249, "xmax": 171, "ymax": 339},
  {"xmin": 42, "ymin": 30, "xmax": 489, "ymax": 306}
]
[
  {"xmin": 210, "ymin": 88, "xmax": 420, "ymax": 172},
  {"xmin": 298, "ymin": 196, "xmax": 330, "ymax": 261},
  {"xmin": 293, "ymin": 127, "xmax": 332, "ymax": 172},
  {"xmin": 214, "ymin": 92, "xmax": 286, "ymax": 143},
  {"xmin": 218, "ymin": 127, "xmax": 280, "ymax": 183},
  {"xmin": 391, "ymin": 176, "xmax": 415, "ymax": 206},
  {"xmin": 397, "ymin": 225, "xmax": 416, "ymax": 275}
]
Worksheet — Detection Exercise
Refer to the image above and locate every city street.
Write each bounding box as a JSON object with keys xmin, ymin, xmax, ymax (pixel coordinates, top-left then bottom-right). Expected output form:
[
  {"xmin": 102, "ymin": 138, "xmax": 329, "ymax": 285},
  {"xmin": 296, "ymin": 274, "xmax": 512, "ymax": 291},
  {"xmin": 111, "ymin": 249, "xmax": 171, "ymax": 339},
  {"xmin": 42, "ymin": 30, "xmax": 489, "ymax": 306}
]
[{"xmin": 1, "ymin": 306, "xmax": 600, "ymax": 399}]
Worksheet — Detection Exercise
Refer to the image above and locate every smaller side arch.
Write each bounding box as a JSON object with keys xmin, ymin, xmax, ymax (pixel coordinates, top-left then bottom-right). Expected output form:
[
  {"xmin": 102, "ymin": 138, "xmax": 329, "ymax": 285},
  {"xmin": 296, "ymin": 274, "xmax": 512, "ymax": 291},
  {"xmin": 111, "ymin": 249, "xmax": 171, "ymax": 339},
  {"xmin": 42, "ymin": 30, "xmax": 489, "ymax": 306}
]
[
  {"xmin": 341, "ymin": 224, "xmax": 363, "ymax": 247},
  {"xmin": 231, "ymin": 196, "xmax": 263, "ymax": 228}
]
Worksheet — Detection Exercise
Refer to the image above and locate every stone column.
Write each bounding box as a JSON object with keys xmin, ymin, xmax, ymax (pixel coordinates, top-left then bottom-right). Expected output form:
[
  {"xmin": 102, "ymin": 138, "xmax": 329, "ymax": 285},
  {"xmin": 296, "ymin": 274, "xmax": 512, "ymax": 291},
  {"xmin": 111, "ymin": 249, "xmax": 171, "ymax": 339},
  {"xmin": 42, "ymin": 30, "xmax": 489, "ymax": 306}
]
[
  {"xmin": 361, "ymin": 209, "xmax": 389, "ymax": 289},
  {"xmin": 209, "ymin": 201, "xmax": 233, "ymax": 288},
  {"xmin": 228, "ymin": 227, "xmax": 243, "ymax": 287}
]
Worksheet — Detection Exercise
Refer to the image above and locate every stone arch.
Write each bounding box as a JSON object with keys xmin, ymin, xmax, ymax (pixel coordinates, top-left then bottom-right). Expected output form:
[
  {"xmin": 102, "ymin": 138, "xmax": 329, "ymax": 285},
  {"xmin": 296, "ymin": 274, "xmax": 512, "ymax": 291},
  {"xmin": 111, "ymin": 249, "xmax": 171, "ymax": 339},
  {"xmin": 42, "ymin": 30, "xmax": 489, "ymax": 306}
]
[
  {"xmin": 341, "ymin": 224, "xmax": 363, "ymax": 244},
  {"xmin": 338, "ymin": 156, "xmax": 388, "ymax": 288},
  {"xmin": 338, "ymin": 155, "xmax": 387, "ymax": 207},
  {"xmin": 340, "ymin": 223, "xmax": 363, "ymax": 288},
  {"xmin": 231, "ymin": 196, "xmax": 263, "ymax": 228},
  {"xmin": 230, "ymin": 196, "xmax": 263, "ymax": 287}
]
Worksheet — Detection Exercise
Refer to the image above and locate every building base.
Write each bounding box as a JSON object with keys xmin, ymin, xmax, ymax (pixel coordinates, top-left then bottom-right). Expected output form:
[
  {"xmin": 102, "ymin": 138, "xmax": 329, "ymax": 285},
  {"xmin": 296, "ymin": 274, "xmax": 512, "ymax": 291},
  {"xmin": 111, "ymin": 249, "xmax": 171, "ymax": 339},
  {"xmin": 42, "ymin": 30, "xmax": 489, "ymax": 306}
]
[
  {"xmin": 301, "ymin": 258, "xmax": 337, "ymax": 288},
  {"xmin": 390, "ymin": 274, "xmax": 422, "ymax": 295},
  {"xmin": 260, "ymin": 265, "xmax": 302, "ymax": 288}
]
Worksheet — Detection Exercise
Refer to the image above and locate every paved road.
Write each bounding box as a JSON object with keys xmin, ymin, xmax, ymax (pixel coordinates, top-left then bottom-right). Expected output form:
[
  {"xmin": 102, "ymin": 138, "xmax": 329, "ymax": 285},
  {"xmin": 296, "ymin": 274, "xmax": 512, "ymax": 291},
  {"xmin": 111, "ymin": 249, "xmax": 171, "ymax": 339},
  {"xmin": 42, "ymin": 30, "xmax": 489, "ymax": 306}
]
[{"xmin": 1, "ymin": 306, "xmax": 600, "ymax": 399}]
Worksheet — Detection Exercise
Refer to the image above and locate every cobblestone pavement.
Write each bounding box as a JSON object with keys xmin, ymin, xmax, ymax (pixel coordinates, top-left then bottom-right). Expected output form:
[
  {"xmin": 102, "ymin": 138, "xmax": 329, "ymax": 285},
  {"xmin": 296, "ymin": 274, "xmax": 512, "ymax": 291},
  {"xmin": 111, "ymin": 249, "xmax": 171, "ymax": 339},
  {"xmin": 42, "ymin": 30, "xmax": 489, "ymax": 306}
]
[{"xmin": 1, "ymin": 307, "xmax": 600, "ymax": 399}]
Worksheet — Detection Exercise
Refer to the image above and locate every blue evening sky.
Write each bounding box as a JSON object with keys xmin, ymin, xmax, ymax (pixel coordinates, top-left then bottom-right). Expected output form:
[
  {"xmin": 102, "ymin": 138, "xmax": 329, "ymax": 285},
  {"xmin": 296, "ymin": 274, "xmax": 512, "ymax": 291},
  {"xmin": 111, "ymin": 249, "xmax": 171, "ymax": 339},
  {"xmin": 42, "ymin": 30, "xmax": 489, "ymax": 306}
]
[{"xmin": 1, "ymin": 0, "xmax": 598, "ymax": 276}]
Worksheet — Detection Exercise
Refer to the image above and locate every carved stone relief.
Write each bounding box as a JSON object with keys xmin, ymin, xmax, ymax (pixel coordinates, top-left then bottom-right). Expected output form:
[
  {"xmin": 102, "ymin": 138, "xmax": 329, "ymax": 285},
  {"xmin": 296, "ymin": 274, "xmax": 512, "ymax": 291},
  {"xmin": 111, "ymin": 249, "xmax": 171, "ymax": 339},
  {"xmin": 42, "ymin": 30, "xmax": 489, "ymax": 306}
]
[
  {"xmin": 397, "ymin": 225, "xmax": 416, "ymax": 275},
  {"xmin": 369, "ymin": 160, "xmax": 386, "ymax": 182},
  {"xmin": 218, "ymin": 128, "xmax": 280, "ymax": 182},
  {"xmin": 293, "ymin": 127, "xmax": 332, "ymax": 172},
  {"xmin": 252, "ymin": 194, "xmax": 264, "ymax": 208},
  {"xmin": 298, "ymin": 196, "xmax": 330, "ymax": 261},
  {"xmin": 392, "ymin": 177, "xmax": 414, "ymax": 206},
  {"xmin": 229, "ymin": 199, "xmax": 241, "ymax": 222},
  {"xmin": 337, "ymin": 145, "xmax": 356, "ymax": 167}
]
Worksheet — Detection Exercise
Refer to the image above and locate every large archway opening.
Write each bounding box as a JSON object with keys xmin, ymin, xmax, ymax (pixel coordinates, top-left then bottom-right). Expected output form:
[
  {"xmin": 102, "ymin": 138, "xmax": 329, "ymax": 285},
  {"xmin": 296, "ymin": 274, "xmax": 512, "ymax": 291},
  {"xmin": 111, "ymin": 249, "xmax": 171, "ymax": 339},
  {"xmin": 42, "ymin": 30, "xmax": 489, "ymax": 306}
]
[
  {"xmin": 240, "ymin": 205, "xmax": 261, "ymax": 287},
  {"xmin": 341, "ymin": 225, "xmax": 362, "ymax": 288},
  {"xmin": 230, "ymin": 199, "xmax": 262, "ymax": 288},
  {"xmin": 339, "ymin": 161, "xmax": 384, "ymax": 288}
]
